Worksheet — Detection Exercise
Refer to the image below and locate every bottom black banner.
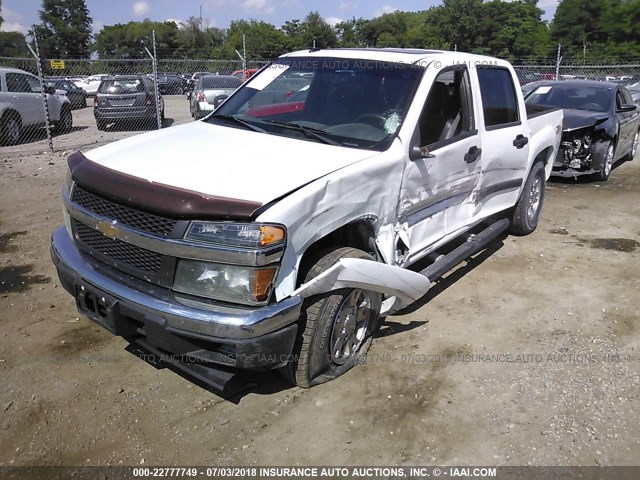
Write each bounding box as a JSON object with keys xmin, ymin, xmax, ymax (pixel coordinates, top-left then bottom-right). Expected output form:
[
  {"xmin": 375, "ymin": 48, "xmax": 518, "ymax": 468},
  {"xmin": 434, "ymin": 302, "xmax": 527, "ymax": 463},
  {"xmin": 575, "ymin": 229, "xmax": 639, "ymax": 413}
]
[{"xmin": 0, "ymin": 466, "xmax": 638, "ymax": 480}]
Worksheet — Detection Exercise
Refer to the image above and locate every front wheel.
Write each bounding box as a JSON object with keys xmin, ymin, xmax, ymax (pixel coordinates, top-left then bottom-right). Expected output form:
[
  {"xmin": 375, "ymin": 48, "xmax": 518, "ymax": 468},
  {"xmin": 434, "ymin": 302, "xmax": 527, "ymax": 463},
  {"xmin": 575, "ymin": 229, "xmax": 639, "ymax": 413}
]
[
  {"xmin": 509, "ymin": 161, "xmax": 545, "ymax": 236},
  {"xmin": 0, "ymin": 113, "xmax": 22, "ymax": 145},
  {"xmin": 281, "ymin": 247, "xmax": 382, "ymax": 388},
  {"xmin": 594, "ymin": 142, "xmax": 615, "ymax": 181}
]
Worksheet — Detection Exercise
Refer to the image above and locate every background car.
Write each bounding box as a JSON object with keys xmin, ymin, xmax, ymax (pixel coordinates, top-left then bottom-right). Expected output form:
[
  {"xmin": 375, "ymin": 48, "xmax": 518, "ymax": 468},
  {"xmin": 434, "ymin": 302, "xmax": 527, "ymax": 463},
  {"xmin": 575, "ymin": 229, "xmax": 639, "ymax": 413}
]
[
  {"xmin": 156, "ymin": 73, "xmax": 188, "ymax": 95},
  {"xmin": 0, "ymin": 67, "xmax": 72, "ymax": 145},
  {"xmin": 231, "ymin": 68, "xmax": 258, "ymax": 81},
  {"xmin": 525, "ymin": 80, "xmax": 640, "ymax": 181},
  {"xmin": 74, "ymin": 74, "xmax": 110, "ymax": 96},
  {"xmin": 627, "ymin": 81, "xmax": 640, "ymax": 103},
  {"xmin": 94, "ymin": 75, "xmax": 164, "ymax": 130},
  {"xmin": 189, "ymin": 74, "xmax": 242, "ymax": 119},
  {"xmin": 185, "ymin": 71, "xmax": 212, "ymax": 97},
  {"xmin": 44, "ymin": 77, "xmax": 88, "ymax": 109}
]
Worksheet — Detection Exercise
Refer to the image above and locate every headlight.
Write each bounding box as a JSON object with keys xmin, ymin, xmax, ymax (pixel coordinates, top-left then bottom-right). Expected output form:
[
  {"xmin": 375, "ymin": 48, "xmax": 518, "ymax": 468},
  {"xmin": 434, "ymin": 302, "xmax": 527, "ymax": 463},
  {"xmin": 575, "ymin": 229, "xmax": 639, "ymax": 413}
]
[
  {"xmin": 186, "ymin": 222, "xmax": 285, "ymax": 248},
  {"xmin": 173, "ymin": 260, "xmax": 277, "ymax": 305}
]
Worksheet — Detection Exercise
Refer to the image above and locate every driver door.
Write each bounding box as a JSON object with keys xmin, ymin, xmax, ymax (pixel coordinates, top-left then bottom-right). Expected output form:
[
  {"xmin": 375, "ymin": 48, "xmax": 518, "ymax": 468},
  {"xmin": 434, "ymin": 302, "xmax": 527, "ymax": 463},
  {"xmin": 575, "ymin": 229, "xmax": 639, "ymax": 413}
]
[{"xmin": 398, "ymin": 66, "xmax": 482, "ymax": 264}]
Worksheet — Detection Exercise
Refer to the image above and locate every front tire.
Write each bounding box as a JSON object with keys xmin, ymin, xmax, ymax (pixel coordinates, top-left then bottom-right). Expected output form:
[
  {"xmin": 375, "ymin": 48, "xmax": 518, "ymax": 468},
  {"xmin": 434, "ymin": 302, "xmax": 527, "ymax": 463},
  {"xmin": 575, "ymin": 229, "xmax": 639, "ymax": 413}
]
[
  {"xmin": 509, "ymin": 161, "xmax": 545, "ymax": 236},
  {"xmin": 0, "ymin": 112, "xmax": 22, "ymax": 145},
  {"xmin": 281, "ymin": 247, "xmax": 382, "ymax": 388},
  {"xmin": 594, "ymin": 142, "xmax": 615, "ymax": 181}
]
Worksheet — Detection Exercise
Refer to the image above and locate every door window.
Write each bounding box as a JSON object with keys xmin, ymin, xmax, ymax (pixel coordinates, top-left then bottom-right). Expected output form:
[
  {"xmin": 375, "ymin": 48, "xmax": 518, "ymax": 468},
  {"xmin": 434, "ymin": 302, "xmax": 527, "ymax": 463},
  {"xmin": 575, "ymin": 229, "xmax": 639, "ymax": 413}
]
[
  {"xmin": 418, "ymin": 67, "xmax": 475, "ymax": 146},
  {"xmin": 7, "ymin": 73, "xmax": 40, "ymax": 93},
  {"xmin": 477, "ymin": 67, "xmax": 519, "ymax": 129}
]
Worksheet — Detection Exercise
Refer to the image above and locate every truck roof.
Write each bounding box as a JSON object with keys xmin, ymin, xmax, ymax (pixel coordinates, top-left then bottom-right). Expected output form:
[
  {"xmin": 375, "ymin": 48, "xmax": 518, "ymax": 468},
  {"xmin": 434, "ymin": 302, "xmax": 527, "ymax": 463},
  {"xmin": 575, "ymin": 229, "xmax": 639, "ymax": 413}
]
[{"xmin": 281, "ymin": 48, "xmax": 510, "ymax": 68}]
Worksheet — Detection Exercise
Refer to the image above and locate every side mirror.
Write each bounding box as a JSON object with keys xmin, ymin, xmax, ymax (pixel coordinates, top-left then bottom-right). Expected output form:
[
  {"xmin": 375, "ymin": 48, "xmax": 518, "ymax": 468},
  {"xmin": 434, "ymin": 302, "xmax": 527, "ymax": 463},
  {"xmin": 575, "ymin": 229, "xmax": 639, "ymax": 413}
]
[
  {"xmin": 409, "ymin": 144, "xmax": 436, "ymax": 161},
  {"xmin": 44, "ymin": 85, "xmax": 56, "ymax": 95},
  {"xmin": 618, "ymin": 104, "xmax": 637, "ymax": 113},
  {"xmin": 213, "ymin": 94, "xmax": 229, "ymax": 108}
]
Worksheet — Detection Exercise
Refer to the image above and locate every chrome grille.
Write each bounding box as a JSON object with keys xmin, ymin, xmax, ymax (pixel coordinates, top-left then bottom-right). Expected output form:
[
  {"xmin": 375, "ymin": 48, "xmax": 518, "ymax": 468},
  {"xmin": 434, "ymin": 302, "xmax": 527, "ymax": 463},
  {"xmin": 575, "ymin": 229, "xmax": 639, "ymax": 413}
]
[
  {"xmin": 72, "ymin": 186, "xmax": 177, "ymax": 236},
  {"xmin": 74, "ymin": 221, "xmax": 163, "ymax": 273}
]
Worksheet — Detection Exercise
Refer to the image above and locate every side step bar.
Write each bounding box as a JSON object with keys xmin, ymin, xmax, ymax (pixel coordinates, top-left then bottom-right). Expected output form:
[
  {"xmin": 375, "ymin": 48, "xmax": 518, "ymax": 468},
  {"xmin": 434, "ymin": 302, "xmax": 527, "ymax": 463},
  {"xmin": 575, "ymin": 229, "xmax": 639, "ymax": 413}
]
[{"xmin": 419, "ymin": 218, "xmax": 510, "ymax": 283}]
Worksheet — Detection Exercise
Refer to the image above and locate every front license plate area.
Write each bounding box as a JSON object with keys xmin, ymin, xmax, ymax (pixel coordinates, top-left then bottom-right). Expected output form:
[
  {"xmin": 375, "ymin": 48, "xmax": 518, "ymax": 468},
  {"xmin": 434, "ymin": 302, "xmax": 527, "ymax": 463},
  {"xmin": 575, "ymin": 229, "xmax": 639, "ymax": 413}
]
[{"xmin": 75, "ymin": 283, "xmax": 120, "ymax": 334}]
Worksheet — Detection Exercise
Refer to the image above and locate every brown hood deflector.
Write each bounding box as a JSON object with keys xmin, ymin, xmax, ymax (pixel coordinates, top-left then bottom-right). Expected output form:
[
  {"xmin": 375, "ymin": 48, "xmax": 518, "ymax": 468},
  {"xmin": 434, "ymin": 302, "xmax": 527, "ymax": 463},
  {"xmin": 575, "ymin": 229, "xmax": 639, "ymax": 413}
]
[{"xmin": 68, "ymin": 151, "xmax": 263, "ymax": 220}]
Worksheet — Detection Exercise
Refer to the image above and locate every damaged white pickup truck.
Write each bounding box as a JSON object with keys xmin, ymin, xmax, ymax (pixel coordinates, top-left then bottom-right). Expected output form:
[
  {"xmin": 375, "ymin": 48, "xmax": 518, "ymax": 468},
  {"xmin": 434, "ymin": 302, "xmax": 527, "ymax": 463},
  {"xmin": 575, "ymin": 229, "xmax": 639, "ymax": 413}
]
[{"xmin": 51, "ymin": 49, "xmax": 563, "ymax": 390}]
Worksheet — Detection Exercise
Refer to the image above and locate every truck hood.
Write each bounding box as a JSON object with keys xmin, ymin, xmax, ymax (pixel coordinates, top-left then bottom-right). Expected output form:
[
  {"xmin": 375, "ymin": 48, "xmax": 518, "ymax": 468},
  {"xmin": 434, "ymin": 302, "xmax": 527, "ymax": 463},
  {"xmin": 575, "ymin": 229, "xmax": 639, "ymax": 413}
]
[
  {"xmin": 84, "ymin": 121, "xmax": 378, "ymax": 205},
  {"xmin": 562, "ymin": 108, "xmax": 610, "ymax": 132}
]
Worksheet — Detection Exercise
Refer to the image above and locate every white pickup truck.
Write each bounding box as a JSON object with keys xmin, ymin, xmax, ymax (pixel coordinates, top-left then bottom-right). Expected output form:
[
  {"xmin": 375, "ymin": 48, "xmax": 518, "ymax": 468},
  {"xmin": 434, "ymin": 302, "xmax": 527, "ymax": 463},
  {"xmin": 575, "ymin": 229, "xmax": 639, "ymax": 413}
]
[
  {"xmin": 51, "ymin": 49, "xmax": 563, "ymax": 390},
  {"xmin": 0, "ymin": 67, "xmax": 73, "ymax": 145}
]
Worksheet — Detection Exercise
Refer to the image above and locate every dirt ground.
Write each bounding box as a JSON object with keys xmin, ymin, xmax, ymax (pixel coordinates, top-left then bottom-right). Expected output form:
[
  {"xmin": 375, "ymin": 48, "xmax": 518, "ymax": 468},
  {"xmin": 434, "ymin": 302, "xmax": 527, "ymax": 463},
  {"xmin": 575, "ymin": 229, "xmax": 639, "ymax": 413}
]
[{"xmin": 0, "ymin": 145, "xmax": 638, "ymax": 467}]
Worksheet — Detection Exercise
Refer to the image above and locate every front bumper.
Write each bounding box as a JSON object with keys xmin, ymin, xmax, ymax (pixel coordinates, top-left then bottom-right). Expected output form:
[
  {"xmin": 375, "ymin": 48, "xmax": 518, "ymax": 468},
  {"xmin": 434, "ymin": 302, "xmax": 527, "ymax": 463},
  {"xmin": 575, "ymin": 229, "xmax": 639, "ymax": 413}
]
[{"xmin": 50, "ymin": 227, "xmax": 301, "ymax": 370}]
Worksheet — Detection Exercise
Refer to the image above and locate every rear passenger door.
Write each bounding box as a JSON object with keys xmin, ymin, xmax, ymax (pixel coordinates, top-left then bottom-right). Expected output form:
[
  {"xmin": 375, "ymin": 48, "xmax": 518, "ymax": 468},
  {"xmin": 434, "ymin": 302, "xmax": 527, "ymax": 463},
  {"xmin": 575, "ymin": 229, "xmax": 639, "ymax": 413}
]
[{"xmin": 474, "ymin": 66, "xmax": 530, "ymax": 215}]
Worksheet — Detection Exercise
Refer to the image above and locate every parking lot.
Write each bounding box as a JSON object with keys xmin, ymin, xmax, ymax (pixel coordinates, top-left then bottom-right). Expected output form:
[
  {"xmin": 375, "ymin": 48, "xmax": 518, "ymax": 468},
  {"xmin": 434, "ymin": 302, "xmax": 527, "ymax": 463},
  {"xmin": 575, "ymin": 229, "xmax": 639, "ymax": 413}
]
[
  {"xmin": 1, "ymin": 94, "xmax": 194, "ymax": 155},
  {"xmin": 0, "ymin": 135, "xmax": 638, "ymax": 466}
]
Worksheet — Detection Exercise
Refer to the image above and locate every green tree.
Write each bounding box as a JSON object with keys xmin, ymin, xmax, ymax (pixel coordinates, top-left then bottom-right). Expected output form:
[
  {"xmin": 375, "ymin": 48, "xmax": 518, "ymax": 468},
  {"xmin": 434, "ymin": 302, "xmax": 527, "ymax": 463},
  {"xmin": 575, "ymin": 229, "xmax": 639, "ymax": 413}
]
[
  {"xmin": 281, "ymin": 19, "xmax": 304, "ymax": 50},
  {"xmin": 550, "ymin": 0, "xmax": 616, "ymax": 60},
  {"xmin": 94, "ymin": 20, "xmax": 181, "ymax": 58},
  {"xmin": 299, "ymin": 12, "xmax": 337, "ymax": 49},
  {"xmin": 475, "ymin": 0, "xmax": 550, "ymax": 60},
  {"xmin": 334, "ymin": 17, "xmax": 369, "ymax": 47},
  {"xmin": 0, "ymin": 31, "xmax": 29, "ymax": 57},
  {"xmin": 174, "ymin": 17, "xmax": 224, "ymax": 58},
  {"xmin": 429, "ymin": 0, "xmax": 484, "ymax": 52},
  {"xmin": 29, "ymin": 0, "xmax": 93, "ymax": 58},
  {"xmin": 212, "ymin": 20, "xmax": 288, "ymax": 60}
]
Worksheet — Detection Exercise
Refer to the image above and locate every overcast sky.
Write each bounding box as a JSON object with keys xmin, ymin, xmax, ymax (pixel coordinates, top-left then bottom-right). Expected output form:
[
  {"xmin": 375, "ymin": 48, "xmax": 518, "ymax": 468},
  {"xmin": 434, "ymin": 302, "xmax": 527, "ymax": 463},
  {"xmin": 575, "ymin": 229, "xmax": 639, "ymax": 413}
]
[{"xmin": 0, "ymin": 0, "xmax": 559, "ymax": 36}]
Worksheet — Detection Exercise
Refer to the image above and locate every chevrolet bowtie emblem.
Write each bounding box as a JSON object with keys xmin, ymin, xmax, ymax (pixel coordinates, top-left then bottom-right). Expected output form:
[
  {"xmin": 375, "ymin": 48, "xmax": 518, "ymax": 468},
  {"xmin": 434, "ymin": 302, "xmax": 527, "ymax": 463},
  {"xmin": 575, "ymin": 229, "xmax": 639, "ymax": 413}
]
[{"xmin": 96, "ymin": 220, "xmax": 120, "ymax": 240}]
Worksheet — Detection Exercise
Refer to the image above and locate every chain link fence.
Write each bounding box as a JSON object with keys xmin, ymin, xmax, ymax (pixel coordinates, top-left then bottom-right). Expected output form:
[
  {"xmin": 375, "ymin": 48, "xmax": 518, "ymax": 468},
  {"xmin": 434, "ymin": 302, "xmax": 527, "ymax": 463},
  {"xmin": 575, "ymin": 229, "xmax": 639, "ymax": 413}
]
[
  {"xmin": 1, "ymin": 52, "xmax": 639, "ymax": 156},
  {"xmin": 0, "ymin": 53, "xmax": 268, "ymax": 156}
]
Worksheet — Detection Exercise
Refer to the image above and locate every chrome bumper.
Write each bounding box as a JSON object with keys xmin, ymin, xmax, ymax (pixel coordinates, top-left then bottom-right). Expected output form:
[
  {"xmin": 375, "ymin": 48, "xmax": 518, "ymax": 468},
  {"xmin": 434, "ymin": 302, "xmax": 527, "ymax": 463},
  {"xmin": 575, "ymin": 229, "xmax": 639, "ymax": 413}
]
[{"xmin": 50, "ymin": 226, "xmax": 302, "ymax": 340}]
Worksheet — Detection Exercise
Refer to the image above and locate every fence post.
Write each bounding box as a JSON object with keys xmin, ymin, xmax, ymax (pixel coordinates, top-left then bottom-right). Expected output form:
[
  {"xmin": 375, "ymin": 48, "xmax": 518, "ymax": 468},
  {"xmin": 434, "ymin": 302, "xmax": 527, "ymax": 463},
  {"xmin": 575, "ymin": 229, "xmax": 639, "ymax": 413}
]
[
  {"xmin": 145, "ymin": 31, "xmax": 162, "ymax": 130},
  {"xmin": 26, "ymin": 38, "xmax": 54, "ymax": 154},
  {"xmin": 555, "ymin": 43, "xmax": 562, "ymax": 81},
  {"xmin": 152, "ymin": 30, "xmax": 162, "ymax": 130}
]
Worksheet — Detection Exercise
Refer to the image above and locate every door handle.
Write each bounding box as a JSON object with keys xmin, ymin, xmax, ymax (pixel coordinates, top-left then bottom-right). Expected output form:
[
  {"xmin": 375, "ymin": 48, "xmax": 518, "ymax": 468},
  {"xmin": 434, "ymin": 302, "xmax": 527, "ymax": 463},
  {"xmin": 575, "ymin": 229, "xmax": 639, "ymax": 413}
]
[
  {"xmin": 464, "ymin": 146, "xmax": 482, "ymax": 163},
  {"xmin": 513, "ymin": 134, "xmax": 529, "ymax": 149}
]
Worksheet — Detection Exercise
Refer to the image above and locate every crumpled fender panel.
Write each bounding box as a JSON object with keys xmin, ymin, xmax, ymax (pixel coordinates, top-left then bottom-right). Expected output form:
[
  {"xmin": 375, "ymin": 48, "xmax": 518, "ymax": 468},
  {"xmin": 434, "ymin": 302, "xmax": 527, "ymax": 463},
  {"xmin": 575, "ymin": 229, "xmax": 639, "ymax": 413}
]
[{"xmin": 289, "ymin": 257, "xmax": 431, "ymax": 314}]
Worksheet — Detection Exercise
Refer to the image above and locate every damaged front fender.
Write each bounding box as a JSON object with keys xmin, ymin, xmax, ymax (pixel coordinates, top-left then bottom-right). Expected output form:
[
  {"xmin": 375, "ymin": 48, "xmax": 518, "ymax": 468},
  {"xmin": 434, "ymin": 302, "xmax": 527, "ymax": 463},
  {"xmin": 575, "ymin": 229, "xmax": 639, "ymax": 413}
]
[{"xmin": 289, "ymin": 257, "xmax": 431, "ymax": 314}]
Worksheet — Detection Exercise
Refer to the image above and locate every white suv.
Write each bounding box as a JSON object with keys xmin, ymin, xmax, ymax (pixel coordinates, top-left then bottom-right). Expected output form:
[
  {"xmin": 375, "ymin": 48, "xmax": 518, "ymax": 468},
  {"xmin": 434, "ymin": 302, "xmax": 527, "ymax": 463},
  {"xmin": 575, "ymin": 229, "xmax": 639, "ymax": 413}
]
[
  {"xmin": 0, "ymin": 67, "xmax": 72, "ymax": 145},
  {"xmin": 74, "ymin": 74, "xmax": 109, "ymax": 95}
]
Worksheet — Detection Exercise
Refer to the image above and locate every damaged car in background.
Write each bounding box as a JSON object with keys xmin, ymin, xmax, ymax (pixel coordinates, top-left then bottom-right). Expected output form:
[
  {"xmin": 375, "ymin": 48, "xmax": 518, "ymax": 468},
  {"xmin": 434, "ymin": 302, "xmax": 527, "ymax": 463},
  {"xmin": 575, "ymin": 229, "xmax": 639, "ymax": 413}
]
[{"xmin": 525, "ymin": 80, "xmax": 640, "ymax": 181}]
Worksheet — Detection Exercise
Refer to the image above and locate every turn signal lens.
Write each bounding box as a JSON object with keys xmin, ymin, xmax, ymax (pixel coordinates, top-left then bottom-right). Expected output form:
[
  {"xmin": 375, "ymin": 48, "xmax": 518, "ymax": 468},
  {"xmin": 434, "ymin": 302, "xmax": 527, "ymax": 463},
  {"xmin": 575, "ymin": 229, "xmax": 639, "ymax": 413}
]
[{"xmin": 259, "ymin": 225, "xmax": 286, "ymax": 246}]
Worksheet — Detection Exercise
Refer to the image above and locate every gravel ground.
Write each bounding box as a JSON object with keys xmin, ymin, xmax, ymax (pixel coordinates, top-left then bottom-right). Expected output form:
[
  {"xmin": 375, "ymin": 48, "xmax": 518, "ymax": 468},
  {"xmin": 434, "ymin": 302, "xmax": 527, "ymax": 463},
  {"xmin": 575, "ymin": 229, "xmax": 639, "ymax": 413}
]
[{"xmin": 0, "ymin": 141, "xmax": 638, "ymax": 467}]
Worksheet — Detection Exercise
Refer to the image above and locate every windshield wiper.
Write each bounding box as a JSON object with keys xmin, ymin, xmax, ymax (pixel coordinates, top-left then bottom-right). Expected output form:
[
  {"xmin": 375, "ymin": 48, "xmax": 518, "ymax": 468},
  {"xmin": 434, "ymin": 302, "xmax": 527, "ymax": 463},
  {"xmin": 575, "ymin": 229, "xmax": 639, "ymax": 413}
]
[
  {"xmin": 211, "ymin": 114, "xmax": 265, "ymax": 133},
  {"xmin": 260, "ymin": 120, "xmax": 342, "ymax": 146}
]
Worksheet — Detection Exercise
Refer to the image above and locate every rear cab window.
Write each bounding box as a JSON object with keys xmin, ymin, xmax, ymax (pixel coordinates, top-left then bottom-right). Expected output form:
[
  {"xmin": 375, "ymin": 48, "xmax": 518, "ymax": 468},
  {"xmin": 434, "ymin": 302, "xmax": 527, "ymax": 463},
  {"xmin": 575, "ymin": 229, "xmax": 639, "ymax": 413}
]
[{"xmin": 477, "ymin": 67, "xmax": 520, "ymax": 130}]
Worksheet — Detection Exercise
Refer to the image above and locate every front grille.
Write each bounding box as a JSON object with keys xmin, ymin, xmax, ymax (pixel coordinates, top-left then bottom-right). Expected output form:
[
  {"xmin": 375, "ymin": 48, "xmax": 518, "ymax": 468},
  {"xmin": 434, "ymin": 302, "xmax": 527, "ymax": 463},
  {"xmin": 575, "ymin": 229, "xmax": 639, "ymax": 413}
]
[
  {"xmin": 74, "ymin": 221, "xmax": 163, "ymax": 273},
  {"xmin": 72, "ymin": 186, "xmax": 177, "ymax": 236}
]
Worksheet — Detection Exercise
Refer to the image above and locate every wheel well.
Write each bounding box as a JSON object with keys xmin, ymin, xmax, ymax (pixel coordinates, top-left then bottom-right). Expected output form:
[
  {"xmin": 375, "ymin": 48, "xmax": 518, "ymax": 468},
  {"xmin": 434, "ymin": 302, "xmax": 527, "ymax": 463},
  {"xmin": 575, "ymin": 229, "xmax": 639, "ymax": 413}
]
[
  {"xmin": 2, "ymin": 109, "xmax": 21, "ymax": 124},
  {"xmin": 534, "ymin": 146, "xmax": 553, "ymax": 165},
  {"xmin": 296, "ymin": 219, "xmax": 378, "ymax": 287}
]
